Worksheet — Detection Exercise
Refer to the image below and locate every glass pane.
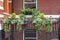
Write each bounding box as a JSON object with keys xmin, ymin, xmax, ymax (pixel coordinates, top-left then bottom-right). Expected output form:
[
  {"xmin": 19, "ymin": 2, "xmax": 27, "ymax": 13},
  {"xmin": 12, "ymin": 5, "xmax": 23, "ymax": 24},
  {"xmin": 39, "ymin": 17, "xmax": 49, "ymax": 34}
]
[
  {"xmin": 25, "ymin": 0, "xmax": 36, "ymax": 2},
  {"xmin": 25, "ymin": 3, "xmax": 36, "ymax": 9},
  {"xmin": 24, "ymin": 29, "xmax": 36, "ymax": 37}
]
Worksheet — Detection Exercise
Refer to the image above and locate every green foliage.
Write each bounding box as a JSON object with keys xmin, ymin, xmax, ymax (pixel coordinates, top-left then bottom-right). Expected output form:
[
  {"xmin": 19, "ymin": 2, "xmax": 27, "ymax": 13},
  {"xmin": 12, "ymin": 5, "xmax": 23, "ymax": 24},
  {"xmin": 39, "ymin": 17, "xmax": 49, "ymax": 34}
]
[
  {"xmin": 11, "ymin": 20, "xmax": 17, "ymax": 24},
  {"xmin": 39, "ymin": 13, "xmax": 45, "ymax": 19},
  {"xmin": 33, "ymin": 18, "xmax": 43, "ymax": 31},
  {"xmin": 4, "ymin": 18, "xmax": 11, "ymax": 32},
  {"xmin": 4, "ymin": 12, "xmax": 16, "ymax": 32},
  {"xmin": 33, "ymin": 12, "xmax": 52, "ymax": 32},
  {"xmin": 11, "ymin": 12, "xmax": 16, "ymax": 19},
  {"xmin": 16, "ymin": 14, "xmax": 25, "ymax": 32},
  {"xmin": 32, "ymin": 9, "xmax": 40, "ymax": 16},
  {"xmin": 21, "ymin": 8, "xmax": 32, "ymax": 15},
  {"xmin": 4, "ymin": 8, "xmax": 52, "ymax": 32},
  {"xmin": 46, "ymin": 25, "xmax": 52, "ymax": 32},
  {"xmin": 44, "ymin": 18, "xmax": 52, "ymax": 32}
]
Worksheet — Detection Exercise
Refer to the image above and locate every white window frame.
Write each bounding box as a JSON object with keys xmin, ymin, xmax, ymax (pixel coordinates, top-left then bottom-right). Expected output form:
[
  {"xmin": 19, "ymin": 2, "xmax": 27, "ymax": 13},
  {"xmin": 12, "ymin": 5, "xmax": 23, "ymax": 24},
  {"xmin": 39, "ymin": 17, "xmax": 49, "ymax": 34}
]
[
  {"xmin": 23, "ymin": 29, "xmax": 38, "ymax": 40},
  {"xmin": 23, "ymin": 0, "xmax": 37, "ymax": 9}
]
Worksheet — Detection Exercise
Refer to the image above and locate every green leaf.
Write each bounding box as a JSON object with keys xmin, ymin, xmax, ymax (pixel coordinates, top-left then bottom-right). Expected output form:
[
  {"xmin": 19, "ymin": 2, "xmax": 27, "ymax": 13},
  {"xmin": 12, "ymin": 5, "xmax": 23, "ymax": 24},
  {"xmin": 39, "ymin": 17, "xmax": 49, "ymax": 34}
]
[
  {"xmin": 11, "ymin": 12, "xmax": 16, "ymax": 19},
  {"xmin": 39, "ymin": 13, "xmax": 45, "ymax": 19},
  {"xmin": 46, "ymin": 25, "xmax": 52, "ymax": 32}
]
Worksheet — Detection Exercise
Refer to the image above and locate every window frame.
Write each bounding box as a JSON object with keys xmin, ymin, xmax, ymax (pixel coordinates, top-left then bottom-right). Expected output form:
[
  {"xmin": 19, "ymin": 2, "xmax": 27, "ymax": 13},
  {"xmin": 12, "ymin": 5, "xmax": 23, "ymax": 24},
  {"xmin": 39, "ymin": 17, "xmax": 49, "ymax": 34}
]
[
  {"xmin": 23, "ymin": 29, "xmax": 38, "ymax": 40},
  {"xmin": 23, "ymin": 0, "xmax": 37, "ymax": 9}
]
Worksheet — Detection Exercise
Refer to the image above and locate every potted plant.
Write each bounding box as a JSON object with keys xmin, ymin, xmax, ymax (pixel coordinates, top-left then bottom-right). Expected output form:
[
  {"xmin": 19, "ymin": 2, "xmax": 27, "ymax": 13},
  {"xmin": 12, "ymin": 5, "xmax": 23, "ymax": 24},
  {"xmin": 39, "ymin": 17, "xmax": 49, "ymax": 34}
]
[
  {"xmin": 21, "ymin": 8, "xmax": 33, "ymax": 15},
  {"xmin": 3, "ymin": 12, "xmax": 17, "ymax": 32}
]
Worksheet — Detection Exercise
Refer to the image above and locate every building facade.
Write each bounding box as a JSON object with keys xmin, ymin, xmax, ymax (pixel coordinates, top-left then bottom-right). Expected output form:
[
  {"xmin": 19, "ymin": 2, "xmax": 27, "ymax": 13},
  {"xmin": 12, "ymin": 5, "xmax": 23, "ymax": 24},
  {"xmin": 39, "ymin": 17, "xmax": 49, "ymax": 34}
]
[{"xmin": 0, "ymin": 0, "xmax": 60, "ymax": 40}]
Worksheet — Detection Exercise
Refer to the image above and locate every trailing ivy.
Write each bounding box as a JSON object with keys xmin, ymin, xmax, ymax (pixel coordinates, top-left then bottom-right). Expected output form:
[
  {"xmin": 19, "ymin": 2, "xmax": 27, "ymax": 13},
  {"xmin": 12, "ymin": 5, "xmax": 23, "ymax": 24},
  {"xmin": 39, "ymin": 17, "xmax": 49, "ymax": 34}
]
[
  {"xmin": 3, "ymin": 18, "xmax": 11, "ymax": 32},
  {"xmin": 3, "ymin": 13, "xmax": 16, "ymax": 32},
  {"xmin": 44, "ymin": 18, "xmax": 52, "ymax": 32},
  {"xmin": 3, "ymin": 8, "xmax": 52, "ymax": 32},
  {"xmin": 16, "ymin": 14, "xmax": 25, "ymax": 32},
  {"xmin": 33, "ymin": 18, "xmax": 43, "ymax": 31},
  {"xmin": 33, "ymin": 12, "xmax": 52, "ymax": 32}
]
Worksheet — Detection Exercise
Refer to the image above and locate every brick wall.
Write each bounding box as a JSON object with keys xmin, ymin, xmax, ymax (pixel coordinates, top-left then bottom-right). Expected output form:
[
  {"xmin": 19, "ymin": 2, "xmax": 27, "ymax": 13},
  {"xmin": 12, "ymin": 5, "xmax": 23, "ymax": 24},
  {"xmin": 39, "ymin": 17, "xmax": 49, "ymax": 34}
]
[
  {"xmin": 0, "ymin": 0, "xmax": 4, "ymax": 14},
  {"xmin": 38, "ymin": 0, "xmax": 60, "ymax": 15},
  {"xmin": 12, "ymin": 0, "xmax": 60, "ymax": 15}
]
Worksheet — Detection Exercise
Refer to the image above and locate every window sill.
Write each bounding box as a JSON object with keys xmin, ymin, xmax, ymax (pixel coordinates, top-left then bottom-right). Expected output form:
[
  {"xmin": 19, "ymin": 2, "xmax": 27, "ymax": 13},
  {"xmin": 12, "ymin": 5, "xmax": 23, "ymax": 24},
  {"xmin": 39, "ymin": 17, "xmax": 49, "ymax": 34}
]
[{"xmin": 26, "ymin": 15, "xmax": 32, "ymax": 18}]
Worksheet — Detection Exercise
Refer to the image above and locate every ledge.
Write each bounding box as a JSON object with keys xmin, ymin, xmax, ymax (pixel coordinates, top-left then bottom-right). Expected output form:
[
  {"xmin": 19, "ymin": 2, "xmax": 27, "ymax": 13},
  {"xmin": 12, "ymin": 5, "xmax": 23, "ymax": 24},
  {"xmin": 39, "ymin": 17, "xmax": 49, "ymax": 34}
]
[{"xmin": 0, "ymin": 14, "xmax": 60, "ymax": 18}]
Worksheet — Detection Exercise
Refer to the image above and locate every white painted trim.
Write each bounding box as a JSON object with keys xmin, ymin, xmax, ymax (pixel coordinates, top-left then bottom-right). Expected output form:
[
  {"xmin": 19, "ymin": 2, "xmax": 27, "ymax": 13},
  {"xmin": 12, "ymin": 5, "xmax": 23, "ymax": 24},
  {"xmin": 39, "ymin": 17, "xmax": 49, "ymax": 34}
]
[
  {"xmin": 23, "ymin": 15, "xmax": 60, "ymax": 18},
  {"xmin": 0, "ymin": 15, "xmax": 4, "ymax": 18},
  {"xmin": 0, "ymin": 23, "xmax": 3, "ymax": 30},
  {"xmin": 0, "ymin": 6, "xmax": 4, "ymax": 10},
  {"xmin": 45, "ymin": 15, "xmax": 60, "ymax": 18},
  {"xmin": 0, "ymin": 0, "xmax": 4, "ymax": 2},
  {"xmin": 0, "ymin": 15, "xmax": 60, "ymax": 18}
]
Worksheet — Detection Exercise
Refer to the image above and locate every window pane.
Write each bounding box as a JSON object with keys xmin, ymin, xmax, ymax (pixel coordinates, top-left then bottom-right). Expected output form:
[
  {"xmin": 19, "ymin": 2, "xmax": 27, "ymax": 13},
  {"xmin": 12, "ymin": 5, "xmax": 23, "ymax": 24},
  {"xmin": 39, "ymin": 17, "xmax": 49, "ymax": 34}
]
[
  {"xmin": 25, "ymin": 3, "xmax": 36, "ymax": 9},
  {"xmin": 25, "ymin": 0, "xmax": 36, "ymax": 2},
  {"xmin": 24, "ymin": 29, "xmax": 36, "ymax": 37}
]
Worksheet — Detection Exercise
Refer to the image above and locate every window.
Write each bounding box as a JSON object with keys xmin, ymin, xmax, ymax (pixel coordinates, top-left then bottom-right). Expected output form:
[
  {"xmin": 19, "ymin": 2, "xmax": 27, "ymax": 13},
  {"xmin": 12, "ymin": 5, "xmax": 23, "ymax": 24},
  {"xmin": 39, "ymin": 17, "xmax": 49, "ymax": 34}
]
[
  {"xmin": 23, "ymin": 0, "xmax": 37, "ymax": 9},
  {"xmin": 23, "ymin": 0, "xmax": 37, "ymax": 15},
  {"xmin": 23, "ymin": 29, "xmax": 37, "ymax": 40}
]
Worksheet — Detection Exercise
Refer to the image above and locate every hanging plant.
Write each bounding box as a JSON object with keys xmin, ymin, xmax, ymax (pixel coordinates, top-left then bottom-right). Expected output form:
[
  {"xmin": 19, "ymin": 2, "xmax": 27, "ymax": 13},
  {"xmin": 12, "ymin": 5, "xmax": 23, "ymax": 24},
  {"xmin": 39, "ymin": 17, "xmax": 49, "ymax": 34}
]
[
  {"xmin": 3, "ymin": 12, "xmax": 16, "ymax": 32},
  {"xmin": 44, "ymin": 18, "xmax": 52, "ymax": 32},
  {"xmin": 3, "ymin": 18, "xmax": 11, "ymax": 32},
  {"xmin": 33, "ymin": 12, "xmax": 52, "ymax": 32},
  {"xmin": 33, "ymin": 11, "xmax": 44, "ymax": 31},
  {"xmin": 16, "ymin": 13, "xmax": 25, "ymax": 32},
  {"xmin": 33, "ymin": 18, "xmax": 43, "ymax": 31},
  {"xmin": 3, "ymin": 8, "xmax": 52, "ymax": 32}
]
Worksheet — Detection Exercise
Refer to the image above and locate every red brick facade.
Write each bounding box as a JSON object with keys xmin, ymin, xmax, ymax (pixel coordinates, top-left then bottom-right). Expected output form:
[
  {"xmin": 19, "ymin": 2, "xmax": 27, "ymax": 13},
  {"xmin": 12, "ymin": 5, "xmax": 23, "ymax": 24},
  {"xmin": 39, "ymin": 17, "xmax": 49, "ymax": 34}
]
[
  {"xmin": 0, "ymin": 0, "xmax": 60, "ymax": 40},
  {"xmin": 38, "ymin": 0, "xmax": 60, "ymax": 15},
  {"xmin": 12, "ymin": 0, "xmax": 60, "ymax": 15},
  {"xmin": 0, "ymin": 0, "xmax": 60, "ymax": 15}
]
